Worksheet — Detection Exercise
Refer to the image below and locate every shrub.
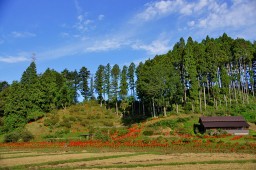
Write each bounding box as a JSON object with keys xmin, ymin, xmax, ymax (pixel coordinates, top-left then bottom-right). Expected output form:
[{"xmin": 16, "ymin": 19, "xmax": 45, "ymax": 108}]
[
  {"xmin": 27, "ymin": 111, "xmax": 45, "ymax": 122},
  {"xmin": 156, "ymin": 136, "xmax": 167, "ymax": 143},
  {"xmin": 94, "ymin": 130, "xmax": 110, "ymax": 142},
  {"xmin": 44, "ymin": 114, "xmax": 59, "ymax": 127},
  {"xmin": 117, "ymin": 128, "xmax": 129, "ymax": 136},
  {"xmin": 4, "ymin": 131, "xmax": 19, "ymax": 142},
  {"xmin": 3, "ymin": 115, "xmax": 27, "ymax": 132},
  {"xmin": 143, "ymin": 130, "xmax": 154, "ymax": 136},
  {"xmin": 80, "ymin": 120, "xmax": 89, "ymax": 127},
  {"xmin": 177, "ymin": 117, "xmax": 189, "ymax": 123},
  {"xmin": 102, "ymin": 121, "xmax": 114, "ymax": 127},
  {"xmin": 4, "ymin": 129, "xmax": 34, "ymax": 143},
  {"xmin": 55, "ymin": 129, "xmax": 69, "ymax": 137},
  {"xmin": 69, "ymin": 116, "xmax": 76, "ymax": 122},
  {"xmin": 20, "ymin": 129, "xmax": 34, "ymax": 142},
  {"xmin": 59, "ymin": 120, "xmax": 71, "ymax": 128}
]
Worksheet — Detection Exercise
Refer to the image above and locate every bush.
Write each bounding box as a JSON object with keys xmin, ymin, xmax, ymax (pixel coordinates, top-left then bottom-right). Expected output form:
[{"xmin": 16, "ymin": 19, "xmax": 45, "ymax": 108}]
[
  {"xmin": 20, "ymin": 129, "xmax": 34, "ymax": 142},
  {"xmin": 94, "ymin": 130, "xmax": 110, "ymax": 142},
  {"xmin": 102, "ymin": 121, "xmax": 114, "ymax": 127},
  {"xmin": 27, "ymin": 111, "xmax": 45, "ymax": 122},
  {"xmin": 4, "ymin": 129, "xmax": 34, "ymax": 143},
  {"xmin": 59, "ymin": 120, "xmax": 71, "ymax": 128},
  {"xmin": 4, "ymin": 131, "xmax": 19, "ymax": 142},
  {"xmin": 3, "ymin": 115, "xmax": 27, "ymax": 132},
  {"xmin": 44, "ymin": 114, "xmax": 59, "ymax": 127},
  {"xmin": 143, "ymin": 130, "xmax": 154, "ymax": 136},
  {"xmin": 80, "ymin": 120, "xmax": 89, "ymax": 127}
]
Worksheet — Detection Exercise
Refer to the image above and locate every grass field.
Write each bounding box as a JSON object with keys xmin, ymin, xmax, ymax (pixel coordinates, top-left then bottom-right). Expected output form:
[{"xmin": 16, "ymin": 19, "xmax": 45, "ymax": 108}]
[{"xmin": 1, "ymin": 148, "xmax": 255, "ymax": 170}]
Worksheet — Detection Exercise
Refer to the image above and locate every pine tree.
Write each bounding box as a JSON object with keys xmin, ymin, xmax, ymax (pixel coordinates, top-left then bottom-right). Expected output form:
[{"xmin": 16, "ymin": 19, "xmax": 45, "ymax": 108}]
[
  {"xmin": 79, "ymin": 66, "xmax": 90, "ymax": 101},
  {"xmin": 111, "ymin": 64, "xmax": 120, "ymax": 114},
  {"xmin": 94, "ymin": 65, "xmax": 105, "ymax": 106}
]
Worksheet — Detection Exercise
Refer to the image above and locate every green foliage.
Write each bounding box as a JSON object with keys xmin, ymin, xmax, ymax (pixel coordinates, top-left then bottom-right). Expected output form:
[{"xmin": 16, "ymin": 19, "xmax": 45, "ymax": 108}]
[
  {"xmin": 94, "ymin": 129, "xmax": 110, "ymax": 142},
  {"xmin": 149, "ymin": 119, "xmax": 177, "ymax": 129},
  {"xmin": 59, "ymin": 120, "xmax": 71, "ymax": 129},
  {"xmin": 4, "ymin": 131, "xmax": 19, "ymax": 142},
  {"xmin": 44, "ymin": 114, "xmax": 59, "ymax": 127},
  {"xmin": 143, "ymin": 130, "xmax": 154, "ymax": 136},
  {"xmin": 4, "ymin": 128, "xmax": 34, "ymax": 143},
  {"xmin": 102, "ymin": 121, "xmax": 114, "ymax": 127},
  {"xmin": 3, "ymin": 114, "xmax": 27, "ymax": 132},
  {"xmin": 27, "ymin": 111, "xmax": 45, "ymax": 122}
]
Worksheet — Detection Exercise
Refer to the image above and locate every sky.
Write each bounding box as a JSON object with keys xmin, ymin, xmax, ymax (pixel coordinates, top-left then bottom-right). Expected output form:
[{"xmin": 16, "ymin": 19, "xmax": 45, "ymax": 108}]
[{"xmin": 0, "ymin": 0, "xmax": 256, "ymax": 83}]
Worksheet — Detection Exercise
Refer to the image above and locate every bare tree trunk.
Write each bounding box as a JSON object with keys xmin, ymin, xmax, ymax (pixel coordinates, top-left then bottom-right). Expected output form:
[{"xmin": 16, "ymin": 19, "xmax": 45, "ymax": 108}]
[
  {"xmin": 229, "ymin": 84, "xmax": 232, "ymax": 106},
  {"xmin": 152, "ymin": 98, "xmax": 156, "ymax": 117},
  {"xmin": 199, "ymin": 89, "xmax": 202, "ymax": 112},
  {"xmin": 207, "ymin": 78, "xmax": 210, "ymax": 99},
  {"xmin": 142, "ymin": 101, "xmax": 145, "ymax": 116},
  {"xmin": 198, "ymin": 78, "xmax": 202, "ymax": 113},
  {"xmin": 203, "ymin": 85, "xmax": 206, "ymax": 111},
  {"xmin": 176, "ymin": 103, "xmax": 179, "ymax": 114},
  {"xmin": 184, "ymin": 87, "xmax": 187, "ymax": 104},
  {"xmin": 116, "ymin": 101, "xmax": 118, "ymax": 115},
  {"xmin": 224, "ymin": 94, "xmax": 227, "ymax": 107},
  {"xmin": 163, "ymin": 106, "xmax": 167, "ymax": 117},
  {"xmin": 234, "ymin": 82, "xmax": 238, "ymax": 104}
]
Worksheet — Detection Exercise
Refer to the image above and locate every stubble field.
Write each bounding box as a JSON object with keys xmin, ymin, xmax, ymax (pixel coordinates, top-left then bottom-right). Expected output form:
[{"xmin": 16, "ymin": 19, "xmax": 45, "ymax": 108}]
[{"xmin": 1, "ymin": 149, "xmax": 255, "ymax": 170}]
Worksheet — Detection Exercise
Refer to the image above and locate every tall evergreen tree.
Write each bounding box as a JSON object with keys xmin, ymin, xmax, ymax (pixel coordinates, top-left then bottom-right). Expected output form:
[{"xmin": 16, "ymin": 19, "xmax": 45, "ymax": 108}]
[
  {"xmin": 94, "ymin": 65, "xmax": 105, "ymax": 106},
  {"xmin": 120, "ymin": 65, "xmax": 128, "ymax": 100},
  {"xmin": 111, "ymin": 64, "xmax": 120, "ymax": 114},
  {"xmin": 79, "ymin": 66, "xmax": 90, "ymax": 101},
  {"xmin": 104, "ymin": 63, "xmax": 111, "ymax": 103}
]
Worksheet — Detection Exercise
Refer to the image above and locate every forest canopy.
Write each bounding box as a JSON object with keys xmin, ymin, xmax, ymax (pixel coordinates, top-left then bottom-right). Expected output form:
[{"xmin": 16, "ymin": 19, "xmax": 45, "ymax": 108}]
[{"xmin": 0, "ymin": 33, "xmax": 256, "ymax": 133}]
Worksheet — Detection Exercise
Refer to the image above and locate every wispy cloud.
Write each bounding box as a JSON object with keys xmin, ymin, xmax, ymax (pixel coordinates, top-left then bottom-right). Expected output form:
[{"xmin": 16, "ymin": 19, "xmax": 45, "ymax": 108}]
[
  {"xmin": 0, "ymin": 56, "xmax": 30, "ymax": 63},
  {"xmin": 86, "ymin": 39, "xmax": 124, "ymax": 52},
  {"xmin": 134, "ymin": 0, "xmax": 204, "ymax": 22},
  {"xmin": 98, "ymin": 14, "xmax": 105, "ymax": 21},
  {"xmin": 132, "ymin": 38, "xmax": 171, "ymax": 55},
  {"xmin": 11, "ymin": 31, "xmax": 36, "ymax": 38},
  {"xmin": 192, "ymin": 0, "xmax": 256, "ymax": 30}
]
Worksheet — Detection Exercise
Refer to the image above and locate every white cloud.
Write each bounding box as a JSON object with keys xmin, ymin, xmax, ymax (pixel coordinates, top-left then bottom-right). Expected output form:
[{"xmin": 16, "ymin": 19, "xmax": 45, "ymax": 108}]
[
  {"xmin": 11, "ymin": 31, "xmax": 36, "ymax": 38},
  {"xmin": 0, "ymin": 56, "xmax": 30, "ymax": 63},
  {"xmin": 134, "ymin": 0, "xmax": 205, "ymax": 22},
  {"xmin": 187, "ymin": 20, "xmax": 195, "ymax": 27},
  {"xmin": 86, "ymin": 39, "xmax": 124, "ymax": 52},
  {"xmin": 98, "ymin": 14, "xmax": 105, "ymax": 21},
  {"xmin": 132, "ymin": 38, "xmax": 171, "ymax": 55},
  {"xmin": 188, "ymin": 0, "xmax": 256, "ymax": 31}
]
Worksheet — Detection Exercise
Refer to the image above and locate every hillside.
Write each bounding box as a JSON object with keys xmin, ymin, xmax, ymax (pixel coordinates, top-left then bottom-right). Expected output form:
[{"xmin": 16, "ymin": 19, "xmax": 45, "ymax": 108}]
[
  {"xmin": 25, "ymin": 101, "xmax": 122, "ymax": 141},
  {"xmin": 23, "ymin": 102, "xmax": 256, "ymax": 142}
]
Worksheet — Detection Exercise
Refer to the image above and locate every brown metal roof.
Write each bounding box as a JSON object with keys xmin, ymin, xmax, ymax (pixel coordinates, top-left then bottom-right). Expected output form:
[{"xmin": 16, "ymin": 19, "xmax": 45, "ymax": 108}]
[
  {"xmin": 200, "ymin": 116, "xmax": 245, "ymax": 122},
  {"xmin": 202, "ymin": 121, "xmax": 250, "ymax": 128}
]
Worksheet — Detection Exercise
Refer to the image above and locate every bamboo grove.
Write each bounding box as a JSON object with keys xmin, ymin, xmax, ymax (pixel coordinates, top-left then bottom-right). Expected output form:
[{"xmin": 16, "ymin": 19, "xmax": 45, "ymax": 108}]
[{"xmin": 0, "ymin": 33, "xmax": 256, "ymax": 132}]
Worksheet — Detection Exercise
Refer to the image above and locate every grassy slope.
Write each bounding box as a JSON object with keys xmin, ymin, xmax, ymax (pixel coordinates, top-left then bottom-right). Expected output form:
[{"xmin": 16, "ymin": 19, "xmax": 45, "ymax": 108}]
[
  {"xmin": 3, "ymin": 100, "xmax": 255, "ymax": 142},
  {"xmin": 25, "ymin": 101, "xmax": 121, "ymax": 141}
]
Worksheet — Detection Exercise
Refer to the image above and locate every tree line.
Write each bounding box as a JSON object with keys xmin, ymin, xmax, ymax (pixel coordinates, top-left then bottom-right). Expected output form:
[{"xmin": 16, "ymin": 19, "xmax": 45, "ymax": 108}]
[{"xmin": 0, "ymin": 33, "xmax": 256, "ymax": 132}]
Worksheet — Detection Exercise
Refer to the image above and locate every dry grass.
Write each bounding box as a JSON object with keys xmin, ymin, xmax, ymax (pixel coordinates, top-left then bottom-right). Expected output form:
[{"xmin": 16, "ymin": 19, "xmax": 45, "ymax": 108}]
[
  {"xmin": 0, "ymin": 151, "xmax": 134, "ymax": 167},
  {"xmin": 41, "ymin": 152, "xmax": 256, "ymax": 169},
  {"xmin": 1, "ymin": 149, "xmax": 255, "ymax": 169}
]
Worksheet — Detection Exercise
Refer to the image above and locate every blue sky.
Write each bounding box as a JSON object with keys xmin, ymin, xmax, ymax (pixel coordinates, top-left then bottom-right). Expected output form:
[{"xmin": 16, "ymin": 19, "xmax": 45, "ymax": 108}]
[{"xmin": 0, "ymin": 0, "xmax": 256, "ymax": 83}]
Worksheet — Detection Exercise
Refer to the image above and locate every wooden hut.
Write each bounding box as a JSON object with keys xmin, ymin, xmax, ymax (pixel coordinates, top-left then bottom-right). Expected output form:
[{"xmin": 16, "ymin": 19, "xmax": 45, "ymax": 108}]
[{"xmin": 199, "ymin": 116, "xmax": 249, "ymax": 135}]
